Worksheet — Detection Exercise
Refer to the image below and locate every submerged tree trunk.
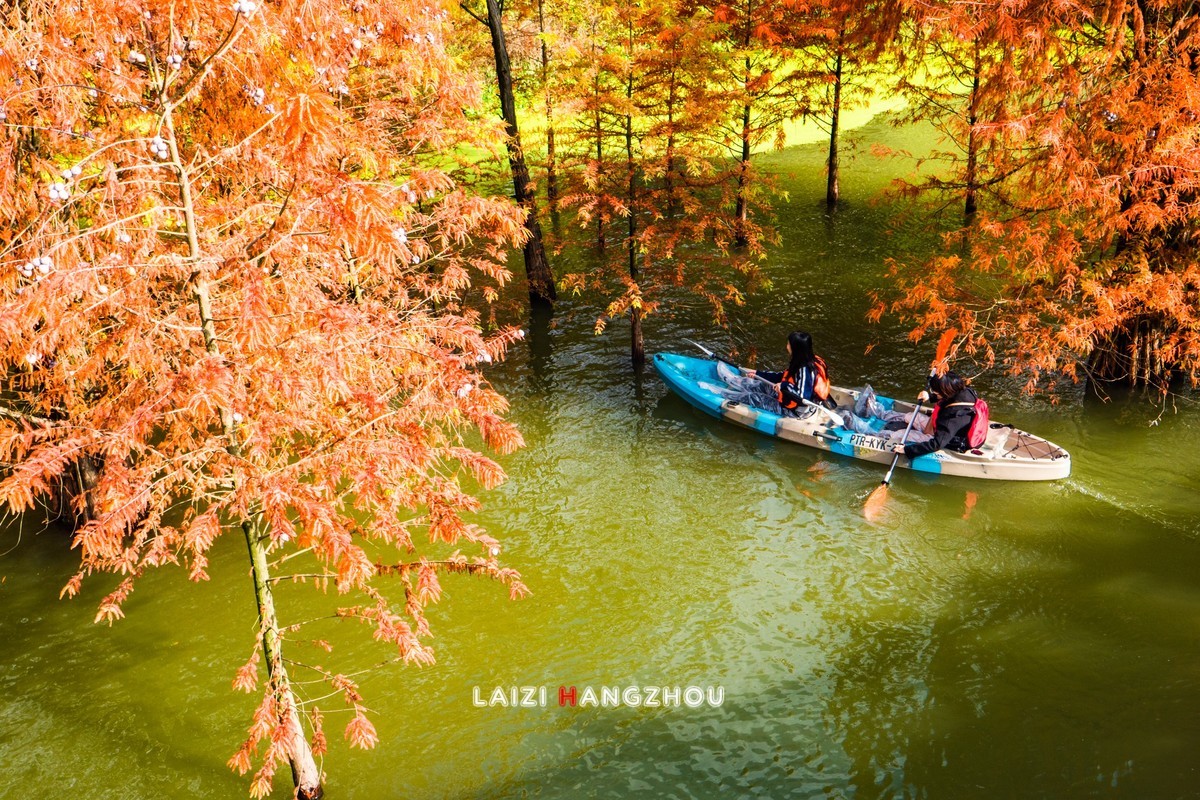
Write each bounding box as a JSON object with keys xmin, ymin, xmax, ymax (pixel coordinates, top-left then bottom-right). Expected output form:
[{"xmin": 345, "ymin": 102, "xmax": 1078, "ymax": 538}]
[
  {"xmin": 826, "ymin": 27, "xmax": 844, "ymax": 209},
  {"xmin": 485, "ymin": 0, "xmax": 557, "ymax": 306},
  {"xmin": 1088, "ymin": 316, "xmax": 1173, "ymax": 389},
  {"xmin": 244, "ymin": 520, "xmax": 325, "ymax": 799}
]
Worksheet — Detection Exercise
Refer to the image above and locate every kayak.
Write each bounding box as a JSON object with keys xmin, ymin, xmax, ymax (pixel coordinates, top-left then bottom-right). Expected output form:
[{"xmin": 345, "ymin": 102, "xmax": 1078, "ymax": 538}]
[{"xmin": 652, "ymin": 352, "xmax": 1071, "ymax": 481}]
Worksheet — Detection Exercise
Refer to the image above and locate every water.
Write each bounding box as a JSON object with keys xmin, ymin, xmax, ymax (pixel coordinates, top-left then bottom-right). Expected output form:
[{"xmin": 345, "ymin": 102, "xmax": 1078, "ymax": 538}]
[{"xmin": 3, "ymin": 117, "xmax": 1200, "ymax": 799}]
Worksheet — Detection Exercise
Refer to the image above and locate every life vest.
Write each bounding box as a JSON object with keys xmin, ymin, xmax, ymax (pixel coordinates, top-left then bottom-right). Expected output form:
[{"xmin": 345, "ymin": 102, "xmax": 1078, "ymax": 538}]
[
  {"xmin": 928, "ymin": 394, "xmax": 990, "ymax": 449},
  {"xmin": 812, "ymin": 356, "xmax": 830, "ymax": 402},
  {"xmin": 775, "ymin": 357, "xmax": 830, "ymax": 409}
]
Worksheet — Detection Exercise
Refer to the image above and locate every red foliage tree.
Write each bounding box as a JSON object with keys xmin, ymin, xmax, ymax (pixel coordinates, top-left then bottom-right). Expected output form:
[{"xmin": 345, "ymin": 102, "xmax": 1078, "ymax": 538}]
[
  {"xmin": 792, "ymin": 0, "xmax": 899, "ymax": 207},
  {"xmin": 460, "ymin": 0, "xmax": 558, "ymax": 306},
  {"xmin": 881, "ymin": 0, "xmax": 1200, "ymax": 392},
  {"xmin": 890, "ymin": 0, "xmax": 1029, "ymax": 223},
  {"xmin": 0, "ymin": 1, "xmax": 528, "ymax": 796},
  {"xmin": 697, "ymin": 0, "xmax": 810, "ymax": 246},
  {"xmin": 560, "ymin": 0, "xmax": 766, "ymax": 365}
]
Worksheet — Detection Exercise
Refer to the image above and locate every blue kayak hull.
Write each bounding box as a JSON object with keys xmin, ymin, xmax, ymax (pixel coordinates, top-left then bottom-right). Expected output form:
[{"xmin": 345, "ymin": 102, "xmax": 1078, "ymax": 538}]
[{"xmin": 652, "ymin": 352, "xmax": 1071, "ymax": 481}]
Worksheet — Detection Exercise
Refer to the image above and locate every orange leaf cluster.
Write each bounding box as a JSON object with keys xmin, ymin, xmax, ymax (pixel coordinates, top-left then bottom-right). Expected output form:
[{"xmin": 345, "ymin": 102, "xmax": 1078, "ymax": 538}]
[
  {"xmin": 883, "ymin": 0, "xmax": 1200, "ymax": 391},
  {"xmin": 2, "ymin": 0, "xmax": 531, "ymax": 790}
]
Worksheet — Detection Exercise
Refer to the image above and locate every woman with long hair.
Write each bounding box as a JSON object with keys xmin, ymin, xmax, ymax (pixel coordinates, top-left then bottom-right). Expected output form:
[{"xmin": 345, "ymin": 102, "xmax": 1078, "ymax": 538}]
[{"xmin": 751, "ymin": 331, "xmax": 832, "ymax": 411}]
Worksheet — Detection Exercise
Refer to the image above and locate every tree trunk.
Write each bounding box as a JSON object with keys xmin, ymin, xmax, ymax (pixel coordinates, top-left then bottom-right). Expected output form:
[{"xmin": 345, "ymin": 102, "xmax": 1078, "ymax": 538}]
[
  {"xmin": 244, "ymin": 520, "xmax": 324, "ymax": 799},
  {"xmin": 664, "ymin": 90, "xmax": 676, "ymax": 216},
  {"xmin": 1088, "ymin": 316, "xmax": 1172, "ymax": 389},
  {"xmin": 626, "ymin": 44, "xmax": 643, "ymax": 368},
  {"xmin": 167, "ymin": 112, "xmax": 324, "ymax": 800},
  {"xmin": 595, "ymin": 104, "xmax": 605, "ymax": 253},
  {"xmin": 734, "ymin": 100, "xmax": 751, "ymax": 248},
  {"xmin": 964, "ymin": 38, "xmax": 980, "ymax": 223},
  {"xmin": 58, "ymin": 453, "xmax": 99, "ymax": 526},
  {"xmin": 537, "ymin": 0, "xmax": 558, "ymax": 214},
  {"xmin": 826, "ymin": 28, "xmax": 844, "ymax": 210},
  {"xmin": 486, "ymin": 0, "xmax": 556, "ymax": 306}
]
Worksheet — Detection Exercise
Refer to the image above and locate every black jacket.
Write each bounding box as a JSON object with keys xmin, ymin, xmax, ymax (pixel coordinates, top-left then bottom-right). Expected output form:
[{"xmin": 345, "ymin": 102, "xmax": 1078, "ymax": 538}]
[
  {"xmin": 756, "ymin": 356, "xmax": 832, "ymax": 408},
  {"xmin": 904, "ymin": 387, "xmax": 978, "ymax": 460},
  {"xmin": 755, "ymin": 367, "xmax": 813, "ymax": 408}
]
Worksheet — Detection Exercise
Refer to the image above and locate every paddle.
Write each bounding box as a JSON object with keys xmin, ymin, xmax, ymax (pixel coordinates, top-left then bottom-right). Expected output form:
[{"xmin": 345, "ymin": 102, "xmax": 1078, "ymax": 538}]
[
  {"xmin": 862, "ymin": 328, "xmax": 958, "ymax": 523},
  {"xmin": 682, "ymin": 339, "xmax": 845, "ymax": 427}
]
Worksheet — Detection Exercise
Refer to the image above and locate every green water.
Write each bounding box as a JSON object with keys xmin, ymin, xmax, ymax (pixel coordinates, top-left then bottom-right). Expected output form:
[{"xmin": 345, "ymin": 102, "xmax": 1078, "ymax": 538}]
[{"xmin": 4, "ymin": 118, "xmax": 1200, "ymax": 799}]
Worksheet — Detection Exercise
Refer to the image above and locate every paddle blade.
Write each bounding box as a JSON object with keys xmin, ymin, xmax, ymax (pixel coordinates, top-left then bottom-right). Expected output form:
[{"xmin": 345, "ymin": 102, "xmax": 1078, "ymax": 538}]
[
  {"xmin": 932, "ymin": 328, "xmax": 958, "ymax": 375},
  {"xmin": 863, "ymin": 482, "xmax": 890, "ymax": 523}
]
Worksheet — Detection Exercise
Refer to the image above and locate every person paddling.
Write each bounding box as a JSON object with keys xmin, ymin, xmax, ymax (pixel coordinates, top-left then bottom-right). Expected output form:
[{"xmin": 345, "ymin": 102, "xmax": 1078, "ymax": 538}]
[
  {"xmin": 895, "ymin": 371, "xmax": 981, "ymax": 458},
  {"xmin": 843, "ymin": 371, "xmax": 983, "ymax": 457},
  {"xmin": 748, "ymin": 331, "xmax": 832, "ymax": 411}
]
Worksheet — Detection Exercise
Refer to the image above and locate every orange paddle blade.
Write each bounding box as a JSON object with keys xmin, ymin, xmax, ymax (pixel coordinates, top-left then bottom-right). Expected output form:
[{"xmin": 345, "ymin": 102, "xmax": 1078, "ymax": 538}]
[
  {"xmin": 863, "ymin": 483, "xmax": 889, "ymax": 523},
  {"xmin": 932, "ymin": 328, "xmax": 958, "ymax": 375}
]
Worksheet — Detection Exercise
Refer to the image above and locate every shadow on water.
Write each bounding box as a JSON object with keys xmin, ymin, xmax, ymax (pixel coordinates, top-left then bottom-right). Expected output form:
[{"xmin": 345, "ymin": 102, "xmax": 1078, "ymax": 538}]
[{"xmin": 526, "ymin": 300, "xmax": 556, "ymax": 392}]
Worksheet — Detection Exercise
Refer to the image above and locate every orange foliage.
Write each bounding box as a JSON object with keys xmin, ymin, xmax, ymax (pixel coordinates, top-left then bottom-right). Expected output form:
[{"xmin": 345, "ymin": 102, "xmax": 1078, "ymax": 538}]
[
  {"xmin": 1, "ymin": 0, "xmax": 529, "ymax": 792},
  {"xmin": 884, "ymin": 0, "xmax": 1200, "ymax": 391}
]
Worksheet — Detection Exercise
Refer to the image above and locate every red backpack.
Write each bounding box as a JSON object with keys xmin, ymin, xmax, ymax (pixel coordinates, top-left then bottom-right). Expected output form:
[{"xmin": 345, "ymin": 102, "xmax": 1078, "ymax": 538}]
[
  {"xmin": 964, "ymin": 397, "xmax": 990, "ymax": 448},
  {"xmin": 930, "ymin": 396, "xmax": 990, "ymax": 449}
]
